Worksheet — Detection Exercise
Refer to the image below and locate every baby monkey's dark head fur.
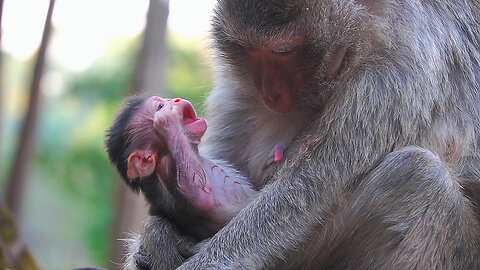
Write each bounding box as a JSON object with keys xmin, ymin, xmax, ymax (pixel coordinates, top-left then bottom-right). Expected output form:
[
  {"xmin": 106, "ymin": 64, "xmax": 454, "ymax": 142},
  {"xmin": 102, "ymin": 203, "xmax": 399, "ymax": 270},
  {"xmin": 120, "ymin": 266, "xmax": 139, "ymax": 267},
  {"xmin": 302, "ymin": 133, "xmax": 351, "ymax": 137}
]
[
  {"xmin": 106, "ymin": 96, "xmax": 178, "ymax": 218},
  {"xmin": 105, "ymin": 96, "xmax": 145, "ymax": 191}
]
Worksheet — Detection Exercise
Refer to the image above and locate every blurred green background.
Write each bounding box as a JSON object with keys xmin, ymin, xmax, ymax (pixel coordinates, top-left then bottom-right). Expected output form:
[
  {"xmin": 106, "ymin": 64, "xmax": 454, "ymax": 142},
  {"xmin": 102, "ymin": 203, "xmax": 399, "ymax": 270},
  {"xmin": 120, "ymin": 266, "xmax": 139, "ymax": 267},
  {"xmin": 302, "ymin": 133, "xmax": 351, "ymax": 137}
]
[{"xmin": 0, "ymin": 0, "xmax": 215, "ymax": 269}]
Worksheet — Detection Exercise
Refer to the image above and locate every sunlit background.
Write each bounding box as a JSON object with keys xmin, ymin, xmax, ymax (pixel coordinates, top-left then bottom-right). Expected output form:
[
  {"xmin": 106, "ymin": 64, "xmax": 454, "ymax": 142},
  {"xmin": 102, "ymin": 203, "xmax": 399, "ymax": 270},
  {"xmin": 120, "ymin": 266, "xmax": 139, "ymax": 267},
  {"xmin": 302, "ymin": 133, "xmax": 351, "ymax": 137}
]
[{"xmin": 0, "ymin": 0, "xmax": 217, "ymax": 268}]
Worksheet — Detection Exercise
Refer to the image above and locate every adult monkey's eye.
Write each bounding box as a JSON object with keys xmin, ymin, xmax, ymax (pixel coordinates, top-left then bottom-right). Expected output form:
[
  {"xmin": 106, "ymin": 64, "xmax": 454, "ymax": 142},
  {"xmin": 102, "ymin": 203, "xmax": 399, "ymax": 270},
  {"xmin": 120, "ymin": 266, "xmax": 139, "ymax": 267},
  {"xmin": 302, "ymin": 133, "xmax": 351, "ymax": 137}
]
[
  {"xmin": 157, "ymin": 104, "xmax": 164, "ymax": 111},
  {"xmin": 271, "ymin": 44, "xmax": 296, "ymax": 55}
]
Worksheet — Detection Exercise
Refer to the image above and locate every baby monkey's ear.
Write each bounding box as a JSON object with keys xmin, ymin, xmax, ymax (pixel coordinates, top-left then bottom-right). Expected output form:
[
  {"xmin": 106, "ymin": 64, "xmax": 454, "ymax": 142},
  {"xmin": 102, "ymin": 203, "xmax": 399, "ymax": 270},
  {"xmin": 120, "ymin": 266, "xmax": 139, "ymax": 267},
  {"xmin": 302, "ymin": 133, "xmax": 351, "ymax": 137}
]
[{"xmin": 127, "ymin": 149, "xmax": 158, "ymax": 179}]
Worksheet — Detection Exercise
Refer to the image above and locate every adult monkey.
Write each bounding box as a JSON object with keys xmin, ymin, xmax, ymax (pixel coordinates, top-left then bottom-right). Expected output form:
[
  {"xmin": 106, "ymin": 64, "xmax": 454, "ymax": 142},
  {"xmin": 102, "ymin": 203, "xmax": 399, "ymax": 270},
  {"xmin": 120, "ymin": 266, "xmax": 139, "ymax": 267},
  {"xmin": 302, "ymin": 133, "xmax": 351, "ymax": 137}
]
[{"xmin": 125, "ymin": 0, "xmax": 480, "ymax": 269}]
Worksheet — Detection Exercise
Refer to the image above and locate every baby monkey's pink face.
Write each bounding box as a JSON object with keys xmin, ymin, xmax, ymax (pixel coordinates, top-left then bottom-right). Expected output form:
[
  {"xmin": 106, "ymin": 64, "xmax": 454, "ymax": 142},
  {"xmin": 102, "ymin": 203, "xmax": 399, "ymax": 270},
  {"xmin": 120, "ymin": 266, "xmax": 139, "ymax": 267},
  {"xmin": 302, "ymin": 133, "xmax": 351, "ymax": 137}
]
[
  {"xmin": 126, "ymin": 96, "xmax": 207, "ymax": 181},
  {"xmin": 137, "ymin": 96, "xmax": 207, "ymax": 137}
]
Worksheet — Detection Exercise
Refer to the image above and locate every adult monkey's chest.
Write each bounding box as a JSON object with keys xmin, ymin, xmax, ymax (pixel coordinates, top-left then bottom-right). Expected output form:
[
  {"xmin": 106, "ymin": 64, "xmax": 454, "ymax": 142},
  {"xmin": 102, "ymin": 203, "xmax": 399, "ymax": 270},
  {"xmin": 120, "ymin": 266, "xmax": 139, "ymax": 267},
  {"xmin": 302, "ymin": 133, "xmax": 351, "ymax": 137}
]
[{"xmin": 238, "ymin": 109, "xmax": 310, "ymax": 189}]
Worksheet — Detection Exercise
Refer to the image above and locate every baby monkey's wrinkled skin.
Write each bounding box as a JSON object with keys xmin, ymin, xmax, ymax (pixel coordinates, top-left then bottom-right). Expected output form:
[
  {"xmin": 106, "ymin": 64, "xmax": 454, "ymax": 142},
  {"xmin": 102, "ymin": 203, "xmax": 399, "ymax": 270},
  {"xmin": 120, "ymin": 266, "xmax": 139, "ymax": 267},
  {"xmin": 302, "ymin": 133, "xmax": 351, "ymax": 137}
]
[{"xmin": 124, "ymin": 96, "xmax": 258, "ymax": 239}]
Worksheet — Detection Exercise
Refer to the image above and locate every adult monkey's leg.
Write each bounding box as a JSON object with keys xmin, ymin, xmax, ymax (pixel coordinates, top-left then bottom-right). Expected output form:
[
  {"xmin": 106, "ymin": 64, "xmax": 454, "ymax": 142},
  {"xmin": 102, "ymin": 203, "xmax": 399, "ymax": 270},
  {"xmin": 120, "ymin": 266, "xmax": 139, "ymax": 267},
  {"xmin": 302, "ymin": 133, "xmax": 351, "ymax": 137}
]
[
  {"xmin": 124, "ymin": 216, "xmax": 191, "ymax": 270},
  {"xmin": 285, "ymin": 147, "xmax": 480, "ymax": 269}
]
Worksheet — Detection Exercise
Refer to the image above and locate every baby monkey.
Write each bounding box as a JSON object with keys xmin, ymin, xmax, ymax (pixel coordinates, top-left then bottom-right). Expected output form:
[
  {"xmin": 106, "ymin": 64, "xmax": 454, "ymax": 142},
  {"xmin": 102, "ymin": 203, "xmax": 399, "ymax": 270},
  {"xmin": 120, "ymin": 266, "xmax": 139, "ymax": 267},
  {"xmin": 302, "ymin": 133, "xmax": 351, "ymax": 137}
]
[{"xmin": 107, "ymin": 96, "xmax": 258, "ymax": 239}]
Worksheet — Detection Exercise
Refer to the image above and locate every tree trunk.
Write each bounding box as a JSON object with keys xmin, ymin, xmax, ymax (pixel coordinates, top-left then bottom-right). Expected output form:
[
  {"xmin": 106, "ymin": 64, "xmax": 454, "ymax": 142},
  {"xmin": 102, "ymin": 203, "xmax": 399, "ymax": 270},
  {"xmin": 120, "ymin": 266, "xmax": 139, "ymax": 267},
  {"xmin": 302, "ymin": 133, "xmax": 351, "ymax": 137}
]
[
  {"xmin": 109, "ymin": 0, "xmax": 170, "ymax": 268},
  {"xmin": 0, "ymin": 198, "xmax": 40, "ymax": 270},
  {"xmin": 134, "ymin": 0, "xmax": 170, "ymax": 94},
  {"xmin": 0, "ymin": 0, "xmax": 5, "ymax": 152},
  {"xmin": 6, "ymin": 0, "xmax": 56, "ymax": 218}
]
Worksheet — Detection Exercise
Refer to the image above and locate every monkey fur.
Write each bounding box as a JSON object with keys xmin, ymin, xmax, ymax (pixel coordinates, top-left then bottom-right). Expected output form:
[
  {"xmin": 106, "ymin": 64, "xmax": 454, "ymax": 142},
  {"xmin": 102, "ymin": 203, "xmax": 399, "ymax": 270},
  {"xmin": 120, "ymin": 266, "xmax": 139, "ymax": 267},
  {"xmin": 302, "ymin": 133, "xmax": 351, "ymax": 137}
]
[{"xmin": 120, "ymin": 0, "xmax": 480, "ymax": 269}]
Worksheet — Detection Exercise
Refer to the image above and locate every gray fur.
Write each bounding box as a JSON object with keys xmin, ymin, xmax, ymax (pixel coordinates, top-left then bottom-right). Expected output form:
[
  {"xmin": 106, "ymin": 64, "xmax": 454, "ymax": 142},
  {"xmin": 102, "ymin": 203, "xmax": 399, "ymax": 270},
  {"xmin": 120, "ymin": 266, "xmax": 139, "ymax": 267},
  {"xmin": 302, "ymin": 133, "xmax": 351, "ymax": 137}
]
[
  {"xmin": 123, "ymin": 216, "xmax": 189, "ymax": 270},
  {"xmin": 125, "ymin": 0, "xmax": 480, "ymax": 269}
]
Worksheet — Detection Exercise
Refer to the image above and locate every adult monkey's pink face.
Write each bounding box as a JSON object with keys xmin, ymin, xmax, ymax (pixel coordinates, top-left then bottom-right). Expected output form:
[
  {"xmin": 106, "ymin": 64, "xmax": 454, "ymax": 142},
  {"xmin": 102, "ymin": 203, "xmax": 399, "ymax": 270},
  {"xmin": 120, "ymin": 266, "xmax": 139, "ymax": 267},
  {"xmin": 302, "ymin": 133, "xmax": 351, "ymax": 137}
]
[
  {"xmin": 247, "ymin": 37, "xmax": 305, "ymax": 114},
  {"xmin": 213, "ymin": 1, "xmax": 364, "ymax": 115},
  {"xmin": 247, "ymin": 37, "xmax": 348, "ymax": 114}
]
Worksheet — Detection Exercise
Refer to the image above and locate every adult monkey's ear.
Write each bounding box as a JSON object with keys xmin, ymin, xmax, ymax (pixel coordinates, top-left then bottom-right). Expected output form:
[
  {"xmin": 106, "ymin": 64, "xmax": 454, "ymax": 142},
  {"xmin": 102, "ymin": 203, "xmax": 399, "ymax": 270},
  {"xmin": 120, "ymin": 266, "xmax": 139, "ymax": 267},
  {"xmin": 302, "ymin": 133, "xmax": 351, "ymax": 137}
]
[{"xmin": 127, "ymin": 149, "xmax": 157, "ymax": 179}]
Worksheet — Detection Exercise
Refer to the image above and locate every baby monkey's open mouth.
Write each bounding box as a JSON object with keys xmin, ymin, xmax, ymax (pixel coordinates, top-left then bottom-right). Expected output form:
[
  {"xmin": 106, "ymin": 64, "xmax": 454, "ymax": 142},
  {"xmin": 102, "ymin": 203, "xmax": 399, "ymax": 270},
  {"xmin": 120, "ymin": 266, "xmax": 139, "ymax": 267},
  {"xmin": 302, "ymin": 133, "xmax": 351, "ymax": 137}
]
[
  {"xmin": 176, "ymin": 99, "xmax": 207, "ymax": 136},
  {"xmin": 182, "ymin": 102, "xmax": 198, "ymax": 125}
]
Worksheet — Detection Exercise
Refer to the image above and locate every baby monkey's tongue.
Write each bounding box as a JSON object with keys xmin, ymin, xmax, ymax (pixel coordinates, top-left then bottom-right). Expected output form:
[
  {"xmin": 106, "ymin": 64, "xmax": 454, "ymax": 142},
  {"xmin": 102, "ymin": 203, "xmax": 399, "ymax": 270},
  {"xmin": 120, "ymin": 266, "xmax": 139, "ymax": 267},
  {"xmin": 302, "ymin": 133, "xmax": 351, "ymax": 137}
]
[
  {"xmin": 182, "ymin": 104, "xmax": 197, "ymax": 125},
  {"xmin": 182, "ymin": 102, "xmax": 207, "ymax": 137}
]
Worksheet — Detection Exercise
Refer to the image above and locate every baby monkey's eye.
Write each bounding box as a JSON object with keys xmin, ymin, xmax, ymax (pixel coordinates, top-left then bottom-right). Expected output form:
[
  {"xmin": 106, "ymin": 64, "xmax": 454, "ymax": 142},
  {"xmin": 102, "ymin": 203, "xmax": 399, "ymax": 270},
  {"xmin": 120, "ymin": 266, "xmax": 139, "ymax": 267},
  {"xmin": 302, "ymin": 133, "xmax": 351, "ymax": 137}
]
[{"xmin": 157, "ymin": 104, "xmax": 164, "ymax": 111}]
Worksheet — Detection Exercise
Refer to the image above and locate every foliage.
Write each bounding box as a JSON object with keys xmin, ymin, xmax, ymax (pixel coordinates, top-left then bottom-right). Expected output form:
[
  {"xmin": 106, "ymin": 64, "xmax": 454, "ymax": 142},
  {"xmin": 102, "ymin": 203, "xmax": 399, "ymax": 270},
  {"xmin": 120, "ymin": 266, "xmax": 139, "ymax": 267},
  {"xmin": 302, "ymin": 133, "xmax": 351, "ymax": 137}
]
[
  {"xmin": 67, "ymin": 38, "xmax": 139, "ymax": 102},
  {"xmin": 166, "ymin": 36, "xmax": 213, "ymax": 114},
  {"xmin": 1, "ymin": 34, "xmax": 213, "ymax": 268},
  {"xmin": 34, "ymin": 99, "xmax": 117, "ymax": 265},
  {"xmin": 35, "ymin": 35, "xmax": 211, "ymax": 266}
]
